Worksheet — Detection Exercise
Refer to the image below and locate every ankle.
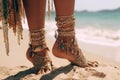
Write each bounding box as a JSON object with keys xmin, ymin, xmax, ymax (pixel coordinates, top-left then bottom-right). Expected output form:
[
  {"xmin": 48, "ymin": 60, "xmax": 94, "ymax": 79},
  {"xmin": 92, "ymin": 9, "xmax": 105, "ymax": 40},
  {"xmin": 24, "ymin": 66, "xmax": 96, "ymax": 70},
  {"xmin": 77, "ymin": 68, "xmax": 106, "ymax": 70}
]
[{"xmin": 29, "ymin": 28, "xmax": 49, "ymax": 54}]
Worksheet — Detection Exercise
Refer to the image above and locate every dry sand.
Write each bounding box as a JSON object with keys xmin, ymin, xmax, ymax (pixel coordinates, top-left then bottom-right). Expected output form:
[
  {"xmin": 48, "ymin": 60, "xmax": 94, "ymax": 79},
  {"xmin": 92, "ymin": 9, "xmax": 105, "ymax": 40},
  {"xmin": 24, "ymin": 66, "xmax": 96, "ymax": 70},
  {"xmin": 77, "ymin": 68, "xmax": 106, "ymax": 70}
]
[{"xmin": 0, "ymin": 30, "xmax": 120, "ymax": 80}]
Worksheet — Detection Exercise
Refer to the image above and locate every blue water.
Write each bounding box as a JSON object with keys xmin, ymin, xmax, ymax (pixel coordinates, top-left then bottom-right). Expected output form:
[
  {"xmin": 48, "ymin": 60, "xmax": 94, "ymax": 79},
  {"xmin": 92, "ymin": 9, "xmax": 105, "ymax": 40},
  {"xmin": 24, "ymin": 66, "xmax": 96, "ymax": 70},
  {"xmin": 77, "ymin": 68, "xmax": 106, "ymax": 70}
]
[
  {"xmin": 75, "ymin": 11, "xmax": 120, "ymax": 30},
  {"xmin": 46, "ymin": 10, "xmax": 120, "ymax": 30}
]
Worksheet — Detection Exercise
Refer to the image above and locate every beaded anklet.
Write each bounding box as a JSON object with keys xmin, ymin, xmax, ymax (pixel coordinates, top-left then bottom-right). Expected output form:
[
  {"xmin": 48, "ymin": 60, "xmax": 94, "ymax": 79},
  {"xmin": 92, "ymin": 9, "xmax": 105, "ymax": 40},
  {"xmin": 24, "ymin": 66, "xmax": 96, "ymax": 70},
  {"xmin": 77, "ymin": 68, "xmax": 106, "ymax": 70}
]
[{"xmin": 29, "ymin": 29, "xmax": 47, "ymax": 53}]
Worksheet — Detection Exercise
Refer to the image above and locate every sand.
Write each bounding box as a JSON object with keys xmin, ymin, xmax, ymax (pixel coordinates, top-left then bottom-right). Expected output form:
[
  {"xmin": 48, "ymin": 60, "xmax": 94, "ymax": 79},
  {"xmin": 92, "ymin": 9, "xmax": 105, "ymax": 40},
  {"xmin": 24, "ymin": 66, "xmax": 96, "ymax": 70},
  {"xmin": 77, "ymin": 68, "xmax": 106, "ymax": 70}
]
[{"xmin": 0, "ymin": 29, "xmax": 120, "ymax": 80}]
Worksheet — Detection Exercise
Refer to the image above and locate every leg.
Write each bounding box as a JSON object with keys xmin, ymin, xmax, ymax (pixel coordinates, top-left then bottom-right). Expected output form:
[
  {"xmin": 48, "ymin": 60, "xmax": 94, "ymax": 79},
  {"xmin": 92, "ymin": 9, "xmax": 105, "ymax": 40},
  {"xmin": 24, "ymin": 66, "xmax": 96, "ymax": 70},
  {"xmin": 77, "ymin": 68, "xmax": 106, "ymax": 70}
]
[
  {"xmin": 23, "ymin": 0, "xmax": 46, "ymax": 30},
  {"xmin": 52, "ymin": 0, "xmax": 88, "ymax": 67},
  {"xmin": 23, "ymin": 0, "xmax": 53, "ymax": 74},
  {"xmin": 54, "ymin": 0, "xmax": 74, "ymax": 16}
]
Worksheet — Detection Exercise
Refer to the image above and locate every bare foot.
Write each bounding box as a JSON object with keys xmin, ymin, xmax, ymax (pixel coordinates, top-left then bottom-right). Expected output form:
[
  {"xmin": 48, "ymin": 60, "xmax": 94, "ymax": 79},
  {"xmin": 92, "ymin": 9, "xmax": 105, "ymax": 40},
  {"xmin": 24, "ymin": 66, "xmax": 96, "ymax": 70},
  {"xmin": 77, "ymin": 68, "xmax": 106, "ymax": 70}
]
[
  {"xmin": 26, "ymin": 46, "xmax": 53, "ymax": 74},
  {"xmin": 53, "ymin": 15, "xmax": 98, "ymax": 68},
  {"xmin": 52, "ymin": 36, "xmax": 88, "ymax": 67}
]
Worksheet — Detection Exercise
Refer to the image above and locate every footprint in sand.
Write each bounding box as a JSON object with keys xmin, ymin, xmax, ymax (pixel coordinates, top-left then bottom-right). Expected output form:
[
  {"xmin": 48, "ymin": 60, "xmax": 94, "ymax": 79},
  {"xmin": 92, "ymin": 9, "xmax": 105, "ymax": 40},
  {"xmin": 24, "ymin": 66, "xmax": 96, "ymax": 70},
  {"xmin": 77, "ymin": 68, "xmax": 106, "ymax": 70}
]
[{"xmin": 85, "ymin": 67, "xmax": 106, "ymax": 78}]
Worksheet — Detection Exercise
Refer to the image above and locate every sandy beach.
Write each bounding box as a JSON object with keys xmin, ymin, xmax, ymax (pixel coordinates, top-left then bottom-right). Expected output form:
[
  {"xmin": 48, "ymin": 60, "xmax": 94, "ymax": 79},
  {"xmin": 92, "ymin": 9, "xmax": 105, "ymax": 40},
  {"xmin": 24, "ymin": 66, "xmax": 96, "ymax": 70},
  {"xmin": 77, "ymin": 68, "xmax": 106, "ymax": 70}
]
[{"xmin": 0, "ymin": 28, "xmax": 120, "ymax": 80}]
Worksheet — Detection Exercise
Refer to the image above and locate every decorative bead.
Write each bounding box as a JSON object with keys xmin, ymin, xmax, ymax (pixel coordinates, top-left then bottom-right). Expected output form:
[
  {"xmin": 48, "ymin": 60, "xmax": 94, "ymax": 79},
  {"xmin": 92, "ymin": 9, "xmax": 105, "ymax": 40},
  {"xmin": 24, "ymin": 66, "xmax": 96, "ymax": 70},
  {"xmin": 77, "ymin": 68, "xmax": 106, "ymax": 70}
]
[
  {"xmin": 29, "ymin": 50, "xmax": 35, "ymax": 57},
  {"xmin": 60, "ymin": 44, "xmax": 64, "ymax": 50},
  {"xmin": 55, "ymin": 30, "xmax": 58, "ymax": 39}
]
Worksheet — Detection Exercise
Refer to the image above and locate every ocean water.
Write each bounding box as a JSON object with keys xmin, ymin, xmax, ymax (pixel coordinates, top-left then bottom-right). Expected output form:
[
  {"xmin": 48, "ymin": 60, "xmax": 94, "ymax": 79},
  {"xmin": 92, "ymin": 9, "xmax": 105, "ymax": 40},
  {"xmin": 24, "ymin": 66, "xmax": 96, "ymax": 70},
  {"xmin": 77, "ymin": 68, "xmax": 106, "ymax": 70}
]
[{"xmin": 75, "ymin": 11, "xmax": 120, "ymax": 30}]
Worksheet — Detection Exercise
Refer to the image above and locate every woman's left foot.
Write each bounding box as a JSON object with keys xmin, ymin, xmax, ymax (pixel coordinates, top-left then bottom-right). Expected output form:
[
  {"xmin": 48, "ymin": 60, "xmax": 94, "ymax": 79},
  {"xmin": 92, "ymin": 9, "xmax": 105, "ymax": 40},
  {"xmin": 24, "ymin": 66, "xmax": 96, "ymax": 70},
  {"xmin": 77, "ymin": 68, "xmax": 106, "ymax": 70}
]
[
  {"xmin": 52, "ymin": 15, "xmax": 98, "ymax": 68},
  {"xmin": 52, "ymin": 36, "xmax": 88, "ymax": 67},
  {"xmin": 52, "ymin": 36, "xmax": 98, "ymax": 68}
]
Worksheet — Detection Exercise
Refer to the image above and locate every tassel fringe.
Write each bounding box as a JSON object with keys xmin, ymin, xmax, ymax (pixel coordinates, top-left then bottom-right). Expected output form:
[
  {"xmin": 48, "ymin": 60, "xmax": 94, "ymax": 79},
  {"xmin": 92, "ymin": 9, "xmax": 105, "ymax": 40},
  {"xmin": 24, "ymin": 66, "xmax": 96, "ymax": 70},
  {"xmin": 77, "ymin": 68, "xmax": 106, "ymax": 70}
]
[
  {"xmin": 0, "ymin": 0, "xmax": 53, "ymax": 55},
  {"xmin": 0, "ymin": 0, "xmax": 25, "ymax": 55}
]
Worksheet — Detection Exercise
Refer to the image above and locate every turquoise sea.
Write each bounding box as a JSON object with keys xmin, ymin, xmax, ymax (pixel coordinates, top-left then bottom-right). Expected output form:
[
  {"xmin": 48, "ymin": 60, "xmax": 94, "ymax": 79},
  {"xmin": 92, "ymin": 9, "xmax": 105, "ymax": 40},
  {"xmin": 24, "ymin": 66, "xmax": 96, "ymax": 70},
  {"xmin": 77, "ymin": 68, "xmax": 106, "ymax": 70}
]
[{"xmin": 46, "ymin": 8, "xmax": 120, "ymax": 30}]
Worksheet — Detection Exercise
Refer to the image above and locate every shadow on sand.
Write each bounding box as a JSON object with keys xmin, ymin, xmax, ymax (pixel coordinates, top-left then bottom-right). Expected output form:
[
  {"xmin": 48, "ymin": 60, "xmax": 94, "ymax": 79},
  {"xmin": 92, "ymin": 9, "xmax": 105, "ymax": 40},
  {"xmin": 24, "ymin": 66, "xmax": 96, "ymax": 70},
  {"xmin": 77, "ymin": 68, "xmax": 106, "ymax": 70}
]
[{"xmin": 3, "ymin": 64, "xmax": 74, "ymax": 80}]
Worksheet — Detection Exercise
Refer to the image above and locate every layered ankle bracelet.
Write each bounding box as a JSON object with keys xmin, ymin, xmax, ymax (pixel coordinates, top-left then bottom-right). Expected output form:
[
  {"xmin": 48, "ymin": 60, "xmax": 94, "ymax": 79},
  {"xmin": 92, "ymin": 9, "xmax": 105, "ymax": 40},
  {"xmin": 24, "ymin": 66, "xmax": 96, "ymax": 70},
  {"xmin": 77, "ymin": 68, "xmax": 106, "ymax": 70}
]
[
  {"xmin": 56, "ymin": 15, "xmax": 75, "ymax": 32},
  {"xmin": 55, "ymin": 15, "xmax": 76, "ymax": 37},
  {"xmin": 29, "ymin": 28, "xmax": 47, "ymax": 53},
  {"xmin": 55, "ymin": 15, "xmax": 80, "ymax": 55}
]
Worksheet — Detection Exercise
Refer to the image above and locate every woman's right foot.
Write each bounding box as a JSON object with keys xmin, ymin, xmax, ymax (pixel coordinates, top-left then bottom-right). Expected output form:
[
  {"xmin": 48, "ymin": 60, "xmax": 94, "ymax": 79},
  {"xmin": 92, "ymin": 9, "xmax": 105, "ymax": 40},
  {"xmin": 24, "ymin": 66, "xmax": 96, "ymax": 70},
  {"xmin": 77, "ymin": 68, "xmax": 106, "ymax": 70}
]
[{"xmin": 26, "ymin": 28, "xmax": 53, "ymax": 74}]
